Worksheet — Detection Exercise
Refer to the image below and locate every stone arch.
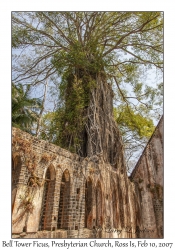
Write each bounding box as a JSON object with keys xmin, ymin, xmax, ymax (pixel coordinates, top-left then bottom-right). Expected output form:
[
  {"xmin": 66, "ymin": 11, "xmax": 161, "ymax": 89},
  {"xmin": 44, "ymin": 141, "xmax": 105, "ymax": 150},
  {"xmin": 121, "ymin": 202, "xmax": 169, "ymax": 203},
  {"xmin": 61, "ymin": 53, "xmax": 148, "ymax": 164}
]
[
  {"xmin": 57, "ymin": 169, "xmax": 70, "ymax": 229},
  {"xmin": 45, "ymin": 164, "xmax": 56, "ymax": 180},
  {"xmin": 96, "ymin": 180, "xmax": 103, "ymax": 228},
  {"xmin": 39, "ymin": 164, "xmax": 56, "ymax": 231},
  {"xmin": 12, "ymin": 154, "xmax": 22, "ymax": 188},
  {"xmin": 85, "ymin": 177, "xmax": 93, "ymax": 229}
]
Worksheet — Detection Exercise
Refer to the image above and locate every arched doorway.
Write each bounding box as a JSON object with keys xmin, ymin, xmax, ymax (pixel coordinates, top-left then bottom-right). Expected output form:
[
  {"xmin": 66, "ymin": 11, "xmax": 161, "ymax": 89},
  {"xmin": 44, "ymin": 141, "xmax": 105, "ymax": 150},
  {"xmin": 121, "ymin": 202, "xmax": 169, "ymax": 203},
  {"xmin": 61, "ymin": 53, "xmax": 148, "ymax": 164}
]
[
  {"xmin": 57, "ymin": 169, "xmax": 70, "ymax": 229},
  {"xmin": 39, "ymin": 165, "xmax": 56, "ymax": 230},
  {"xmin": 85, "ymin": 177, "xmax": 93, "ymax": 228}
]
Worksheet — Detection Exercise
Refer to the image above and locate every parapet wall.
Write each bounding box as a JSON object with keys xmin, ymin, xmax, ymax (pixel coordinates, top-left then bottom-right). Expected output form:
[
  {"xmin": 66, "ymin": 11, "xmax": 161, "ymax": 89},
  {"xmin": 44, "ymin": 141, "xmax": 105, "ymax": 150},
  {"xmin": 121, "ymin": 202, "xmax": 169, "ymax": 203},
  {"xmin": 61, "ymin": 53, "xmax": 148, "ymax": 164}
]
[{"xmin": 12, "ymin": 127, "xmax": 135, "ymax": 239}]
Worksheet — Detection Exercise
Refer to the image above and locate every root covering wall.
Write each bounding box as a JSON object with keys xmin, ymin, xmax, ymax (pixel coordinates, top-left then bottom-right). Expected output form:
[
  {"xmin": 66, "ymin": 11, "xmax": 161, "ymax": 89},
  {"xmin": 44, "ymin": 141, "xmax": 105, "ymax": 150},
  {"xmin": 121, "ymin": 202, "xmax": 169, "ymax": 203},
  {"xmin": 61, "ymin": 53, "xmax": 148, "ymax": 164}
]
[{"xmin": 12, "ymin": 116, "xmax": 163, "ymax": 239}]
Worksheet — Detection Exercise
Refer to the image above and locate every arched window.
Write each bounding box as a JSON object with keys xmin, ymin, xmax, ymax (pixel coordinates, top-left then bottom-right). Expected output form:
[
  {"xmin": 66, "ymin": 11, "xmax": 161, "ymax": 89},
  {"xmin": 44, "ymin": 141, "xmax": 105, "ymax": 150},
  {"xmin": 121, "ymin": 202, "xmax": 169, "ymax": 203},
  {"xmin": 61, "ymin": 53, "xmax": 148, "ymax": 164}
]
[
  {"xmin": 85, "ymin": 177, "xmax": 93, "ymax": 228},
  {"xmin": 12, "ymin": 155, "xmax": 22, "ymax": 189},
  {"xmin": 57, "ymin": 169, "xmax": 70, "ymax": 229},
  {"xmin": 39, "ymin": 165, "xmax": 56, "ymax": 231}
]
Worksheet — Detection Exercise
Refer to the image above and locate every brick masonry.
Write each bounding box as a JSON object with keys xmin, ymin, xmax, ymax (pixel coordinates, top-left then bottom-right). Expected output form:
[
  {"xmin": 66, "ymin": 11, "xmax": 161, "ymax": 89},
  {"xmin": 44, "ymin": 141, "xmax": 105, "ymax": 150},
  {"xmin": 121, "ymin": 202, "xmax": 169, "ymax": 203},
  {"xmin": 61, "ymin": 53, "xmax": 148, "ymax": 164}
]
[
  {"xmin": 12, "ymin": 116, "xmax": 163, "ymax": 238},
  {"xmin": 130, "ymin": 116, "xmax": 163, "ymax": 238}
]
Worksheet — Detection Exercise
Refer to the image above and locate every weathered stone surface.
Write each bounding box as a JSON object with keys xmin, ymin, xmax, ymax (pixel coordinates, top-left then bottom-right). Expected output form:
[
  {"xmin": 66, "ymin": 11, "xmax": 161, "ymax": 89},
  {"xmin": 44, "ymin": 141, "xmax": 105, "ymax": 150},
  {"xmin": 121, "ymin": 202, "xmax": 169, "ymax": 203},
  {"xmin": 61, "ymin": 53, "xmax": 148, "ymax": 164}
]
[
  {"xmin": 130, "ymin": 116, "xmax": 163, "ymax": 238},
  {"xmin": 12, "ymin": 116, "xmax": 163, "ymax": 238}
]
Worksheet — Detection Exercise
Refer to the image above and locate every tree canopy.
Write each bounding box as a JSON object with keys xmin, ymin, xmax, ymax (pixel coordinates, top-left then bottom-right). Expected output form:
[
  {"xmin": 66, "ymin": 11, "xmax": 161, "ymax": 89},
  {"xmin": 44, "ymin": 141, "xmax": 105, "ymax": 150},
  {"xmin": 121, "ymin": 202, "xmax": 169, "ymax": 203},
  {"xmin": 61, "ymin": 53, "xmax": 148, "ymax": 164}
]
[{"xmin": 12, "ymin": 12, "xmax": 163, "ymax": 172}]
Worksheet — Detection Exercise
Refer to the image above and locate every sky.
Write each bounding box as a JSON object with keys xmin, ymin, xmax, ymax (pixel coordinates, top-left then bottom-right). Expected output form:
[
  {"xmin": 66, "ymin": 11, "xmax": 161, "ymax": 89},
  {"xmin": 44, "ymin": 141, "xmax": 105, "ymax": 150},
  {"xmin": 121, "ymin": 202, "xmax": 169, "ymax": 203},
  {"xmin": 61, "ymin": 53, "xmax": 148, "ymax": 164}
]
[{"xmin": 1, "ymin": 0, "xmax": 175, "ymax": 245}]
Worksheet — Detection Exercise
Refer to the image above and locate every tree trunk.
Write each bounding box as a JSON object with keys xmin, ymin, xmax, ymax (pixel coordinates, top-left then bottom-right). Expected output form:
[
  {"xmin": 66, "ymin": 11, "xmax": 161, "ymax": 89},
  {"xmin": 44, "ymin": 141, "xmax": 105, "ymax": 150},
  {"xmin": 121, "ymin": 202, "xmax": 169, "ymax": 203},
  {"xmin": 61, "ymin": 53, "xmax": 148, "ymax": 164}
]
[
  {"xmin": 60, "ymin": 70, "xmax": 125, "ymax": 168},
  {"xmin": 82, "ymin": 74, "xmax": 125, "ymax": 167}
]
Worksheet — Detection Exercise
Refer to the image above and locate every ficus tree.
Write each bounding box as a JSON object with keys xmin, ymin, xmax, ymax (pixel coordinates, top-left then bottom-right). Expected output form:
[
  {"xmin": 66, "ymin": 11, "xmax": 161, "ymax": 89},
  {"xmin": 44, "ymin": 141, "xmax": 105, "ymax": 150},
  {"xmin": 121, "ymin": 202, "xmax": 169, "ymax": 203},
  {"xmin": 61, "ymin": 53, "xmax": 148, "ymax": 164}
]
[{"xmin": 12, "ymin": 11, "xmax": 163, "ymax": 170}]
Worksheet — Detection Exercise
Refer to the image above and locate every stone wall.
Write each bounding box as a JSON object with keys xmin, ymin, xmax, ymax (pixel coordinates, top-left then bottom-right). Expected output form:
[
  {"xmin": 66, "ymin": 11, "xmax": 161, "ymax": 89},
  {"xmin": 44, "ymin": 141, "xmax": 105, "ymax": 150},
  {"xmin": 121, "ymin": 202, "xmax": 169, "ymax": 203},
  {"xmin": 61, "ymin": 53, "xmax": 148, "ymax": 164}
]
[
  {"xmin": 130, "ymin": 116, "xmax": 163, "ymax": 238},
  {"xmin": 12, "ymin": 116, "xmax": 163, "ymax": 239}
]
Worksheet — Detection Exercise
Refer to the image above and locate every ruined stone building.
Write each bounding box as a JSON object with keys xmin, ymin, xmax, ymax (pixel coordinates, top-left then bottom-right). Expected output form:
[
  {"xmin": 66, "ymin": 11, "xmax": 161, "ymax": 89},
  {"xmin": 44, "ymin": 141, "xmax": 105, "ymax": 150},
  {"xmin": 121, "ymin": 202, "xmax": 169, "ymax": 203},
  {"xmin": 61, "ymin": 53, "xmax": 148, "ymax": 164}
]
[{"xmin": 12, "ymin": 116, "xmax": 163, "ymax": 239}]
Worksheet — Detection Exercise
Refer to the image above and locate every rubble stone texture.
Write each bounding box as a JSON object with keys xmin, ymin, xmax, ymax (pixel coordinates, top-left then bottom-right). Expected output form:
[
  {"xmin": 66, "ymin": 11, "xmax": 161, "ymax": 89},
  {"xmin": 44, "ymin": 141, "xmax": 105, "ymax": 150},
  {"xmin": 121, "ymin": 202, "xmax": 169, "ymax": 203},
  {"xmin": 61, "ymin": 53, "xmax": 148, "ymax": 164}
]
[{"xmin": 12, "ymin": 116, "xmax": 163, "ymax": 238}]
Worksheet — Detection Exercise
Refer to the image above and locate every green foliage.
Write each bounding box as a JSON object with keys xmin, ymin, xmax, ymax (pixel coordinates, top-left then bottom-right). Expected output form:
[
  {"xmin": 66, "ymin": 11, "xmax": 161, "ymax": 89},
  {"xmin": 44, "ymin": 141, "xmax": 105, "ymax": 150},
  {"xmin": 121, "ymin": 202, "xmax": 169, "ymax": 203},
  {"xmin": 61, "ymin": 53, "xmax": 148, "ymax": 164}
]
[
  {"xmin": 114, "ymin": 105, "xmax": 155, "ymax": 138},
  {"xmin": 51, "ymin": 41, "xmax": 108, "ymax": 78},
  {"xmin": 40, "ymin": 72, "xmax": 96, "ymax": 152},
  {"xmin": 50, "ymin": 39, "xmax": 105, "ymax": 152},
  {"xmin": 12, "ymin": 26, "xmax": 39, "ymax": 48},
  {"xmin": 12, "ymin": 83, "xmax": 42, "ymax": 133}
]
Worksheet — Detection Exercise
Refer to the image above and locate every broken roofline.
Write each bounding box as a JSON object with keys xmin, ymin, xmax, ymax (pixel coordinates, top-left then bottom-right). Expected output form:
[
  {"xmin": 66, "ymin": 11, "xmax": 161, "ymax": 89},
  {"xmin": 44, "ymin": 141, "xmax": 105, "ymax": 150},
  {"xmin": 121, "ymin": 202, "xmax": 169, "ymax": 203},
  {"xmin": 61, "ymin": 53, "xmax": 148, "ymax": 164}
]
[{"xmin": 129, "ymin": 115, "xmax": 163, "ymax": 180}]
